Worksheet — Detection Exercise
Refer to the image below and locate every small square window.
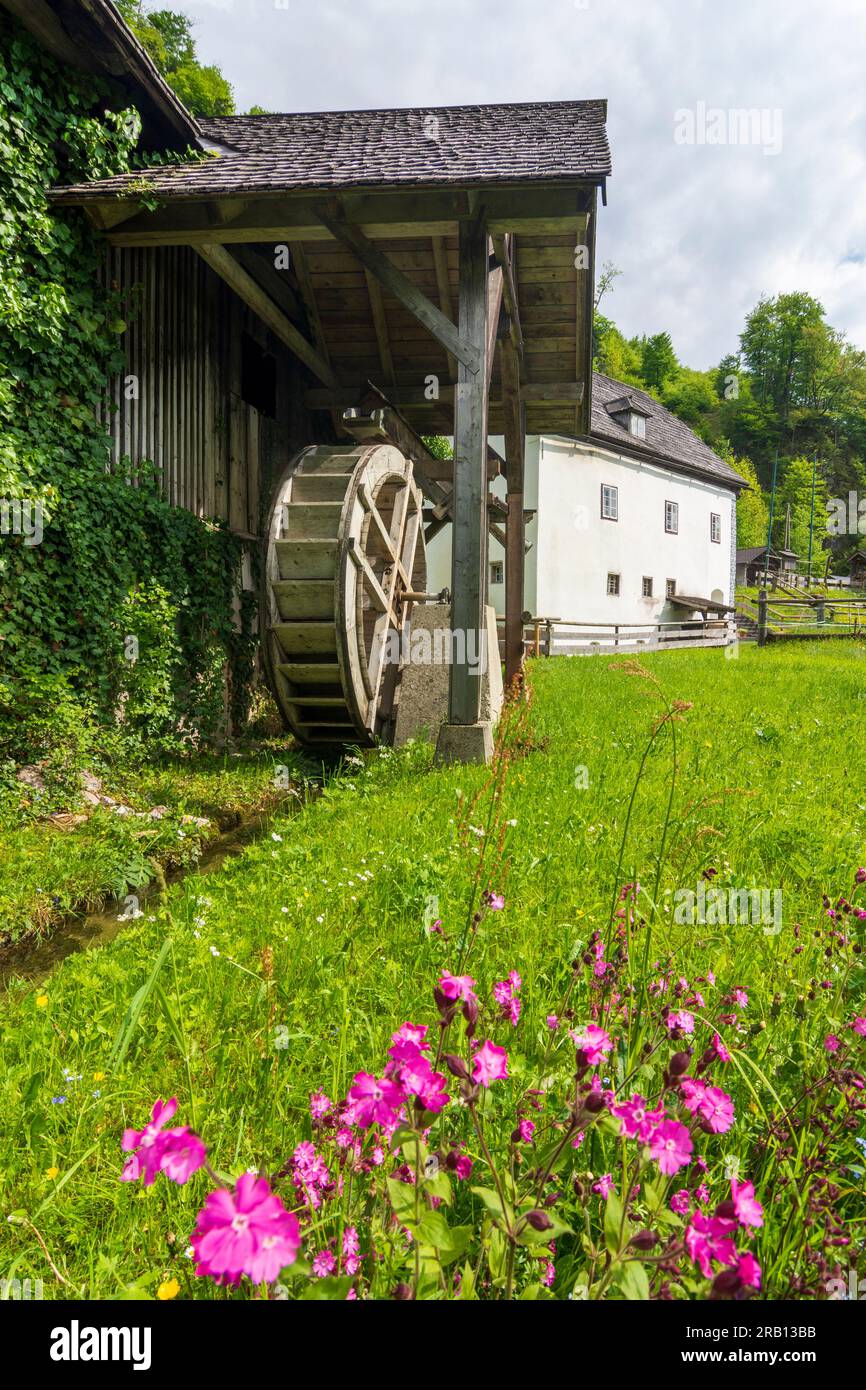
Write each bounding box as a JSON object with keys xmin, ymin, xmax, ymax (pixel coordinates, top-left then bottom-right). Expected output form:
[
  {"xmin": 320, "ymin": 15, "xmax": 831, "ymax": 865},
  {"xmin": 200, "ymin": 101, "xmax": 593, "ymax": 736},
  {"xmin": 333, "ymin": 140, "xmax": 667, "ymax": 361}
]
[
  {"xmin": 489, "ymin": 560, "xmax": 504, "ymax": 586},
  {"xmin": 666, "ymin": 578, "xmax": 677, "ymax": 599},
  {"xmin": 642, "ymin": 576, "xmax": 653, "ymax": 598},
  {"xmin": 710, "ymin": 512, "xmax": 721, "ymax": 544},
  {"xmin": 665, "ymin": 500, "xmax": 679, "ymax": 534},
  {"xmin": 601, "ymin": 484, "xmax": 619, "ymax": 521},
  {"xmin": 630, "ymin": 413, "xmax": 646, "ymax": 439},
  {"xmin": 607, "ymin": 572, "xmax": 620, "ymax": 597}
]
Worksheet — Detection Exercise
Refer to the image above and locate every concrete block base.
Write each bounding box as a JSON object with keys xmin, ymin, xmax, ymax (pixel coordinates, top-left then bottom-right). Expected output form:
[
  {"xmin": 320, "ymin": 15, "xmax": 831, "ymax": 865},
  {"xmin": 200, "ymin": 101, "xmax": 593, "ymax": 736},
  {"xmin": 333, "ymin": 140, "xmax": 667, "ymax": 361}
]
[
  {"xmin": 434, "ymin": 720, "xmax": 495, "ymax": 766},
  {"xmin": 393, "ymin": 603, "xmax": 503, "ymax": 758}
]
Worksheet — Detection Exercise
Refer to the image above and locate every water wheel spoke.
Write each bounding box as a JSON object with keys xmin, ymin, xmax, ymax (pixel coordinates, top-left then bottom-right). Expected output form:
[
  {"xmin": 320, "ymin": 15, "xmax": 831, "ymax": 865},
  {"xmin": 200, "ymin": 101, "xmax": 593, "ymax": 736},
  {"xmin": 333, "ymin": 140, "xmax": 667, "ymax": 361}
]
[
  {"xmin": 360, "ymin": 482, "xmax": 410, "ymax": 589},
  {"xmin": 348, "ymin": 538, "xmax": 392, "ymax": 616}
]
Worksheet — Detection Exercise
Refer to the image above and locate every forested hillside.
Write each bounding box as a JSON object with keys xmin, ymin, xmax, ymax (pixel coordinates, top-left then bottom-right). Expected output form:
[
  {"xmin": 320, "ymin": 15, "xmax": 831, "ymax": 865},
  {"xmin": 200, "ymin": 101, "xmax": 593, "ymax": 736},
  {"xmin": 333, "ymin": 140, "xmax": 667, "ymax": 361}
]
[{"xmin": 594, "ymin": 279, "xmax": 866, "ymax": 566}]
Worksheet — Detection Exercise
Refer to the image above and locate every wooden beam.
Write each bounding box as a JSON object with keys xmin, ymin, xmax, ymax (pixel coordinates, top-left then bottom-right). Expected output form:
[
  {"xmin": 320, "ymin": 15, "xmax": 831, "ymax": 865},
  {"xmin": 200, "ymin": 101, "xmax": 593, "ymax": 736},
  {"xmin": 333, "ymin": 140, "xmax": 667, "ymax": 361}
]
[
  {"xmin": 91, "ymin": 185, "xmax": 594, "ymax": 248},
  {"xmin": 502, "ymin": 342, "xmax": 527, "ymax": 689},
  {"xmin": 432, "ymin": 235, "xmax": 458, "ymax": 382},
  {"xmin": 196, "ymin": 243, "xmax": 338, "ymax": 388},
  {"xmin": 364, "ymin": 270, "xmax": 396, "ymax": 385},
  {"xmin": 486, "ymin": 243, "xmax": 504, "ymax": 395},
  {"xmin": 448, "ymin": 213, "xmax": 490, "ymax": 725},
  {"xmin": 491, "ymin": 232, "xmax": 524, "ymax": 359},
  {"xmin": 302, "ymin": 380, "xmax": 582, "ymax": 410},
  {"xmin": 230, "ymin": 244, "xmax": 301, "ymax": 321},
  {"xmin": 314, "ymin": 205, "xmax": 481, "ymax": 374}
]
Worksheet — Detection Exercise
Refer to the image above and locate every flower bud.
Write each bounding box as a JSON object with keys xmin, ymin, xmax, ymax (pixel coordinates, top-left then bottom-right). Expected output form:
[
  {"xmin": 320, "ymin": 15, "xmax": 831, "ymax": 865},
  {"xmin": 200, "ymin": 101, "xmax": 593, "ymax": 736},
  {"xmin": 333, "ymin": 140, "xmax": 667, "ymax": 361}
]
[
  {"xmin": 629, "ymin": 1229, "xmax": 658, "ymax": 1251},
  {"xmin": 443, "ymin": 1053, "xmax": 469, "ymax": 1080},
  {"xmin": 392, "ymin": 1282, "xmax": 413, "ymax": 1300},
  {"xmin": 526, "ymin": 1209, "xmax": 553, "ymax": 1232},
  {"xmin": 669, "ymin": 1050, "xmax": 692, "ymax": 1076}
]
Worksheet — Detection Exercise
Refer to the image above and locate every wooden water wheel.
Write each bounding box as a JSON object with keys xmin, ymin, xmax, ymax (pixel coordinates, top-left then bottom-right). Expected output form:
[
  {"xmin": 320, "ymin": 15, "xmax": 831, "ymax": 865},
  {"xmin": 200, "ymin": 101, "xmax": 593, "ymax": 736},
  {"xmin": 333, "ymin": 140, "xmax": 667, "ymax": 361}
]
[{"xmin": 264, "ymin": 442, "xmax": 427, "ymax": 746}]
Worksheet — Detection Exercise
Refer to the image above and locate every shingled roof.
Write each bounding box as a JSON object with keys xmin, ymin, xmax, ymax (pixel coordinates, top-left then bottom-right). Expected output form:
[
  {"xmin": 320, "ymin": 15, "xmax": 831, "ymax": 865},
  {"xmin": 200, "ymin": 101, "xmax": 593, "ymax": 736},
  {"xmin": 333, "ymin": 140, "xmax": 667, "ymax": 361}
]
[
  {"xmin": 588, "ymin": 373, "xmax": 747, "ymax": 489},
  {"xmin": 52, "ymin": 98, "xmax": 611, "ymax": 203}
]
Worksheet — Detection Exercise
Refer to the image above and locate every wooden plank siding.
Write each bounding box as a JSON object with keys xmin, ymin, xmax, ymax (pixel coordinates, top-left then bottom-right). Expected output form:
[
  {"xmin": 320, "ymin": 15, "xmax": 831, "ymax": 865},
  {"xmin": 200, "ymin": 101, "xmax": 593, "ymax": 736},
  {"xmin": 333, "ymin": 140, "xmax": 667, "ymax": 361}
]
[{"xmin": 96, "ymin": 245, "xmax": 322, "ymax": 542}]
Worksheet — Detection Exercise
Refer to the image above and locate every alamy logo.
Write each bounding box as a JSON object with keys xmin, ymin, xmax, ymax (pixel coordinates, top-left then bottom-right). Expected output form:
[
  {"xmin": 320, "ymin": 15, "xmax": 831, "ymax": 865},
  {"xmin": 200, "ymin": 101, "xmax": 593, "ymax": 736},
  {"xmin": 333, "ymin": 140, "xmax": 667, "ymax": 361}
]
[
  {"xmin": 49, "ymin": 1320, "xmax": 152, "ymax": 1371},
  {"xmin": 669, "ymin": 881, "xmax": 783, "ymax": 936},
  {"xmin": 0, "ymin": 497, "xmax": 43, "ymax": 546}
]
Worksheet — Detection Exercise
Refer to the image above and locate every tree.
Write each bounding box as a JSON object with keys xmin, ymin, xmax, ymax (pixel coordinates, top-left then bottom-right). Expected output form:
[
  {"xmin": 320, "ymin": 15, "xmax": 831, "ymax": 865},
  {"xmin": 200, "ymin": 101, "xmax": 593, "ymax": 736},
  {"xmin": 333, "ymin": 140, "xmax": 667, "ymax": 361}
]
[
  {"xmin": 775, "ymin": 455, "xmax": 829, "ymax": 564},
  {"xmin": 641, "ymin": 332, "xmax": 678, "ymax": 389},
  {"xmin": 732, "ymin": 455, "xmax": 769, "ymax": 549},
  {"xmin": 116, "ymin": 2, "xmax": 235, "ymax": 117}
]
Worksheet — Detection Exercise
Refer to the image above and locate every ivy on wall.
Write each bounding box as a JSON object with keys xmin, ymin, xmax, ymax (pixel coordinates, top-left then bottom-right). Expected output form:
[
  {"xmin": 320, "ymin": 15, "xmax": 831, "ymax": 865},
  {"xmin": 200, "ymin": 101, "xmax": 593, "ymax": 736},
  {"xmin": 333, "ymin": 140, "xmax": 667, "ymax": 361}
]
[{"xmin": 0, "ymin": 13, "xmax": 255, "ymax": 761}]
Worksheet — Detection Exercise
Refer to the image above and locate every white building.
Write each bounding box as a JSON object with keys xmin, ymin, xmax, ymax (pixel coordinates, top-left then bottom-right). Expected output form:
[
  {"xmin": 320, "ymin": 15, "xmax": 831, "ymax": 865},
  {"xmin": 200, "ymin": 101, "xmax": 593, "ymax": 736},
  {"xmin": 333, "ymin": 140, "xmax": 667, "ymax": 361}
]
[{"xmin": 428, "ymin": 373, "xmax": 745, "ymax": 629}]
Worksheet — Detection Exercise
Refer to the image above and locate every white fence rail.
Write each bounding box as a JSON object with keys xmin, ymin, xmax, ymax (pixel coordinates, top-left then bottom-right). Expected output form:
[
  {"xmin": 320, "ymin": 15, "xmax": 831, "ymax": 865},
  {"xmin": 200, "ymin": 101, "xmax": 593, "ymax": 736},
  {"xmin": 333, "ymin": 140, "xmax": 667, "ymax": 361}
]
[{"xmin": 499, "ymin": 617, "xmax": 737, "ymax": 658}]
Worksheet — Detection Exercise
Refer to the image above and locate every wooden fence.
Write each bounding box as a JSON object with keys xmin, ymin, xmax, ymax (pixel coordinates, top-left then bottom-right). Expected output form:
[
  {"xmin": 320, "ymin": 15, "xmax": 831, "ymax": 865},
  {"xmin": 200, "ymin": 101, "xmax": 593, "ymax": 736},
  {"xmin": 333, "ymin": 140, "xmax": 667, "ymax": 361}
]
[
  {"xmin": 498, "ymin": 616, "xmax": 737, "ymax": 657},
  {"xmin": 753, "ymin": 592, "xmax": 866, "ymax": 644}
]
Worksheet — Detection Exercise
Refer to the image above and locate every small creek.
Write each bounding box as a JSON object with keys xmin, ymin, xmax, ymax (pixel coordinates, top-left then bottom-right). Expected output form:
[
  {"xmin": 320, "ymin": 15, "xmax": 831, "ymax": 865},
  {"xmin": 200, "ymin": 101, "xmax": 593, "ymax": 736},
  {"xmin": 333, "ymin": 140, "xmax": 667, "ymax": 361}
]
[{"xmin": 0, "ymin": 808, "xmax": 286, "ymax": 986}]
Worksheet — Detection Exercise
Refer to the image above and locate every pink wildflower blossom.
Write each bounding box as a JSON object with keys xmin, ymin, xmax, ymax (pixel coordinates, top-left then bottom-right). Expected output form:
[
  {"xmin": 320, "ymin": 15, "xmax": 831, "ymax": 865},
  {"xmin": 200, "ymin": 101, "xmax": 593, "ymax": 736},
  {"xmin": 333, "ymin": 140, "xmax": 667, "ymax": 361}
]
[
  {"xmin": 593, "ymin": 1173, "xmax": 615, "ymax": 1199},
  {"xmin": 438, "ymin": 972, "xmax": 477, "ymax": 1002},
  {"xmin": 312, "ymin": 1249, "xmax": 336, "ymax": 1277},
  {"xmin": 158, "ymin": 1128, "xmax": 207, "ymax": 1185},
  {"xmin": 825, "ymin": 1034, "xmax": 841, "ymax": 1053},
  {"xmin": 391, "ymin": 1022, "xmax": 430, "ymax": 1049},
  {"xmin": 570, "ymin": 1023, "xmax": 613, "ymax": 1065},
  {"xmin": 737, "ymin": 1252, "xmax": 762, "ymax": 1290},
  {"xmin": 648, "ymin": 1120, "xmax": 694, "ymax": 1175},
  {"xmin": 472, "ymin": 1040, "xmax": 509, "ymax": 1087},
  {"xmin": 670, "ymin": 1189, "xmax": 691, "ymax": 1215},
  {"xmin": 487, "ymin": 892, "xmax": 505, "ymax": 911},
  {"xmin": 684, "ymin": 1211, "xmax": 738, "ymax": 1279},
  {"xmin": 732, "ymin": 989, "xmax": 748, "ymax": 1009},
  {"xmin": 121, "ymin": 1098, "xmax": 182, "ymax": 1187},
  {"xmin": 191, "ymin": 1173, "xmax": 301, "ymax": 1285},
  {"xmin": 454, "ymin": 1154, "xmax": 473, "ymax": 1180},
  {"xmin": 698, "ymin": 1085, "xmax": 735, "ymax": 1134},
  {"xmin": 852, "ymin": 1017, "xmax": 866, "ymax": 1037},
  {"xmin": 613, "ymin": 1094, "xmax": 658, "ymax": 1142},
  {"xmin": 309, "ymin": 1090, "xmax": 332, "ymax": 1121},
  {"xmin": 546, "ymin": 1014, "xmax": 559, "ymax": 1030},
  {"xmin": 666, "ymin": 1009, "xmax": 695, "ymax": 1034},
  {"xmin": 712, "ymin": 1033, "xmax": 731, "ymax": 1063},
  {"xmin": 517, "ymin": 1119, "xmax": 535, "ymax": 1143},
  {"xmin": 731, "ymin": 1179, "xmax": 764, "ymax": 1229},
  {"xmin": 347, "ymin": 1073, "xmax": 405, "ymax": 1128}
]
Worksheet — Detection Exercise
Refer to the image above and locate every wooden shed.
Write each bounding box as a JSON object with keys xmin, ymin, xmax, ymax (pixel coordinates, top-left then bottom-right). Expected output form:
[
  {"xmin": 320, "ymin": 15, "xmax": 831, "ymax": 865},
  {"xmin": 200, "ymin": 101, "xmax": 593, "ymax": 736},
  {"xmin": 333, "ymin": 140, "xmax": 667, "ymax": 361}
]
[{"xmin": 28, "ymin": 0, "xmax": 613, "ymax": 758}]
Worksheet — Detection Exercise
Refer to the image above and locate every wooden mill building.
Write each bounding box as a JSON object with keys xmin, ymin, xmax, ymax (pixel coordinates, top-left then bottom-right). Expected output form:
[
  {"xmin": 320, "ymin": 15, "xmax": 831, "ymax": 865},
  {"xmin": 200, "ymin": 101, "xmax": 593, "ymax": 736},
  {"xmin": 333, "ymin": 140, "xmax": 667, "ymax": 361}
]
[{"xmin": 7, "ymin": 0, "xmax": 611, "ymax": 761}]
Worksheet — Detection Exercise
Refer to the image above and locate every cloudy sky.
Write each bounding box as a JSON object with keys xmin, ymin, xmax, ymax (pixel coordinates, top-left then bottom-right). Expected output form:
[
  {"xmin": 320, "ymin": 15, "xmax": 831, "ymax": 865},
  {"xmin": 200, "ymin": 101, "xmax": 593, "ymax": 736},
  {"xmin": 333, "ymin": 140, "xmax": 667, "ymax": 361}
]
[{"xmin": 174, "ymin": 0, "xmax": 866, "ymax": 369}]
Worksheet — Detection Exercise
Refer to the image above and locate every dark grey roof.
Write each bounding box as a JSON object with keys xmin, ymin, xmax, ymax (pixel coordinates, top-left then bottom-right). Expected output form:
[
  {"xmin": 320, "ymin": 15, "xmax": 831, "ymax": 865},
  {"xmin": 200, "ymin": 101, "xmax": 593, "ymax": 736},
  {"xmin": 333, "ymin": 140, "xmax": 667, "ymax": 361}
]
[
  {"xmin": 736, "ymin": 546, "xmax": 799, "ymax": 561},
  {"xmin": 52, "ymin": 98, "xmax": 610, "ymax": 203},
  {"xmin": 589, "ymin": 373, "xmax": 747, "ymax": 489}
]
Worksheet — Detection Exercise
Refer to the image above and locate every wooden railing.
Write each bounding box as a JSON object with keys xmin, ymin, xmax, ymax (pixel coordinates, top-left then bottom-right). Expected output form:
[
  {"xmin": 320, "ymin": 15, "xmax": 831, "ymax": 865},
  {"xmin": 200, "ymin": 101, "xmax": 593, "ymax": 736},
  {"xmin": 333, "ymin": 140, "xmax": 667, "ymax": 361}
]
[
  {"xmin": 497, "ymin": 616, "xmax": 737, "ymax": 657},
  {"xmin": 754, "ymin": 592, "xmax": 866, "ymax": 644}
]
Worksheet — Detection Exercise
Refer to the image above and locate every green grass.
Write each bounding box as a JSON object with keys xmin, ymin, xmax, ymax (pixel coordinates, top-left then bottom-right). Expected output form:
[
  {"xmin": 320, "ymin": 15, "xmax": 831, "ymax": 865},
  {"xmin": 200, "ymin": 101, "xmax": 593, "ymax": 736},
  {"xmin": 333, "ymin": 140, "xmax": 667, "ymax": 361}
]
[
  {"xmin": 1, "ymin": 642, "xmax": 864, "ymax": 1299},
  {"xmin": 0, "ymin": 746, "xmax": 311, "ymax": 944}
]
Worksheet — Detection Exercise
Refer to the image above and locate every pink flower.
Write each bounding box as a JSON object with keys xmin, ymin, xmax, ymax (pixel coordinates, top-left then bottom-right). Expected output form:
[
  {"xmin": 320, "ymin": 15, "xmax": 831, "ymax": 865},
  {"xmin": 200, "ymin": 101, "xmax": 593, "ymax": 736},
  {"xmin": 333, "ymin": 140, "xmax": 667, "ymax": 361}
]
[
  {"xmin": 737, "ymin": 1252, "xmax": 762, "ymax": 1290},
  {"xmin": 158, "ymin": 1128, "xmax": 207, "ymax": 1185},
  {"xmin": 732, "ymin": 989, "xmax": 748, "ymax": 1009},
  {"xmin": 825, "ymin": 1034, "xmax": 841, "ymax": 1053},
  {"xmin": 546, "ymin": 1014, "xmax": 559, "ymax": 1030},
  {"xmin": 684, "ymin": 1211, "xmax": 738, "ymax": 1279},
  {"xmin": 855, "ymin": 867, "xmax": 866, "ymax": 884},
  {"xmin": 121, "ymin": 1097, "xmax": 179, "ymax": 1186},
  {"xmin": 438, "ymin": 972, "xmax": 477, "ymax": 1003},
  {"xmin": 472, "ymin": 1040, "xmax": 509, "ymax": 1087},
  {"xmin": 852, "ymin": 1017, "xmax": 866, "ymax": 1038},
  {"xmin": 612, "ymin": 1093, "xmax": 658, "ymax": 1142},
  {"xmin": 670, "ymin": 1189, "xmax": 691, "ymax": 1215},
  {"xmin": 570, "ymin": 1023, "xmax": 613, "ymax": 1065},
  {"xmin": 698, "ymin": 1085, "xmax": 735, "ymax": 1134},
  {"xmin": 666, "ymin": 1009, "xmax": 695, "ymax": 1034},
  {"xmin": 493, "ymin": 974, "xmax": 522, "ymax": 1026},
  {"xmin": 291, "ymin": 1141, "xmax": 331, "ymax": 1210},
  {"xmin": 712, "ymin": 1033, "xmax": 731, "ymax": 1063},
  {"xmin": 593, "ymin": 1173, "xmax": 615, "ymax": 1199},
  {"xmin": 191, "ymin": 1173, "xmax": 301, "ymax": 1285},
  {"xmin": 517, "ymin": 1119, "xmax": 535, "ymax": 1143},
  {"xmin": 648, "ymin": 1120, "xmax": 694, "ymax": 1175},
  {"xmin": 487, "ymin": 893, "xmax": 505, "ymax": 911},
  {"xmin": 391, "ymin": 1022, "xmax": 430, "ymax": 1050},
  {"xmin": 312, "ymin": 1249, "xmax": 336, "ymax": 1277},
  {"xmin": 541, "ymin": 1261, "xmax": 555, "ymax": 1288},
  {"xmin": 696, "ymin": 1182, "xmax": 710, "ymax": 1203},
  {"xmin": 348, "ymin": 1072, "xmax": 405, "ymax": 1128},
  {"xmin": 309, "ymin": 1090, "xmax": 332, "ymax": 1121},
  {"xmin": 731, "ymin": 1179, "xmax": 764, "ymax": 1229},
  {"xmin": 454, "ymin": 1154, "xmax": 473, "ymax": 1180}
]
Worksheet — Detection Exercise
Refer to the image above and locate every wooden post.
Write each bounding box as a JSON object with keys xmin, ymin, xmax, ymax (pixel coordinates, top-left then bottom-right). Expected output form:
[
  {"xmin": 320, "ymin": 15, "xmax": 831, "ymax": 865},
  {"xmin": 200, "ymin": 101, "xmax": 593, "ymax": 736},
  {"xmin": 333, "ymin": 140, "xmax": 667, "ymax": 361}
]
[
  {"xmin": 757, "ymin": 588, "xmax": 769, "ymax": 647},
  {"xmin": 447, "ymin": 213, "xmax": 489, "ymax": 727}
]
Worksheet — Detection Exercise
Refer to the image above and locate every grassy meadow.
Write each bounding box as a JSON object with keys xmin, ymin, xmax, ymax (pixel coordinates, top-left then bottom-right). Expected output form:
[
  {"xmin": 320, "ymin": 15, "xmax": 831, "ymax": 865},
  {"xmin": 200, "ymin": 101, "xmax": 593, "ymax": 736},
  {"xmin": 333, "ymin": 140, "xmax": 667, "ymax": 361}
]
[{"xmin": 1, "ymin": 641, "xmax": 865, "ymax": 1300}]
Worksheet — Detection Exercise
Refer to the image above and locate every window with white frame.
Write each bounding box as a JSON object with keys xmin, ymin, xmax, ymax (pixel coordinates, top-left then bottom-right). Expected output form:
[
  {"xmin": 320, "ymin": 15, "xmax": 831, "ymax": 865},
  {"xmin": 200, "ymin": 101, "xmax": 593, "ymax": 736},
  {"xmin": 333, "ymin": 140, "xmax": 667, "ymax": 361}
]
[
  {"xmin": 666, "ymin": 578, "xmax": 677, "ymax": 599},
  {"xmin": 629, "ymin": 412, "xmax": 647, "ymax": 439},
  {"xmin": 601, "ymin": 483, "xmax": 619, "ymax": 521},
  {"xmin": 489, "ymin": 560, "xmax": 504, "ymax": 586},
  {"xmin": 642, "ymin": 576, "xmax": 653, "ymax": 598},
  {"xmin": 606, "ymin": 572, "xmax": 621, "ymax": 597},
  {"xmin": 665, "ymin": 500, "xmax": 679, "ymax": 534},
  {"xmin": 710, "ymin": 512, "xmax": 722, "ymax": 544}
]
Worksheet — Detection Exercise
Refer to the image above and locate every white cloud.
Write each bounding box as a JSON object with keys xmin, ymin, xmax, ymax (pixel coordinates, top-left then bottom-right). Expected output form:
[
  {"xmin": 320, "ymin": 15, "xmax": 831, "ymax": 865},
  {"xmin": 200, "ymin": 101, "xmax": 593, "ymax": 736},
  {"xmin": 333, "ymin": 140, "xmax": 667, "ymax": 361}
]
[{"xmin": 174, "ymin": 0, "xmax": 866, "ymax": 366}]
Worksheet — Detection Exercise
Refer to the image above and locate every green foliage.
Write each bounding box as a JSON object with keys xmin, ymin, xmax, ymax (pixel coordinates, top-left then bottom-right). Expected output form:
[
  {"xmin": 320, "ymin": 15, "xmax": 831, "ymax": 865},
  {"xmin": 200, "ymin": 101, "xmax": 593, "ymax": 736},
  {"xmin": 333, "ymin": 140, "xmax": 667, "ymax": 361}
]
[
  {"xmin": 640, "ymin": 331, "xmax": 678, "ymax": 389},
  {"xmin": 732, "ymin": 455, "xmax": 770, "ymax": 548},
  {"xmin": 775, "ymin": 455, "xmax": 829, "ymax": 561},
  {"xmin": 0, "ymin": 13, "xmax": 251, "ymax": 772},
  {"xmin": 117, "ymin": 2, "xmax": 235, "ymax": 116}
]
